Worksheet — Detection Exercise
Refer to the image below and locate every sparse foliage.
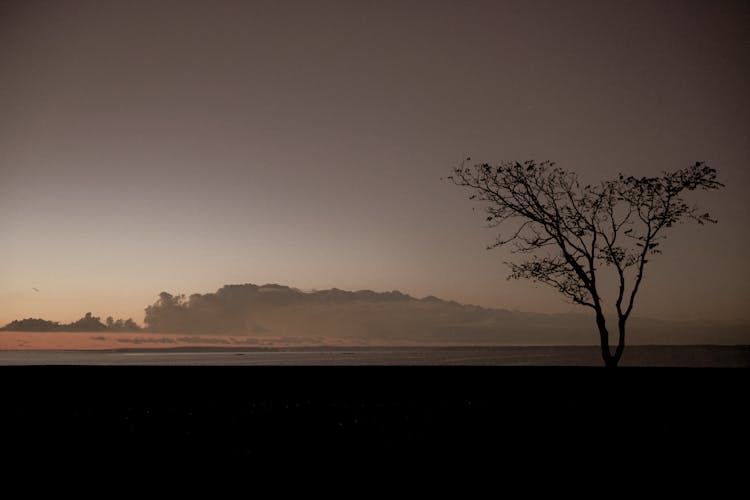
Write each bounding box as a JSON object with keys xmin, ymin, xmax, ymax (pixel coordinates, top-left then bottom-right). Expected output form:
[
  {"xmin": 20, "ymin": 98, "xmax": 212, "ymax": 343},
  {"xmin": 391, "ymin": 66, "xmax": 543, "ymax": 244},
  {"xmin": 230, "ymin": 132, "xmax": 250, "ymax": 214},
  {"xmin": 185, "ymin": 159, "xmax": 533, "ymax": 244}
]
[{"xmin": 447, "ymin": 160, "xmax": 723, "ymax": 367}]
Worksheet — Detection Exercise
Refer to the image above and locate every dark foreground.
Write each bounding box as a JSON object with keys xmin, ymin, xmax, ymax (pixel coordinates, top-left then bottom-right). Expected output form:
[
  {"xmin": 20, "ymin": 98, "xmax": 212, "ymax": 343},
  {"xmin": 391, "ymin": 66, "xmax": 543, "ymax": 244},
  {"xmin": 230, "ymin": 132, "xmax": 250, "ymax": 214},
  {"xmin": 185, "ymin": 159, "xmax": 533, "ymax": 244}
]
[{"xmin": 2, "ymin": 366, "xmax": 747, "ymax": 477}]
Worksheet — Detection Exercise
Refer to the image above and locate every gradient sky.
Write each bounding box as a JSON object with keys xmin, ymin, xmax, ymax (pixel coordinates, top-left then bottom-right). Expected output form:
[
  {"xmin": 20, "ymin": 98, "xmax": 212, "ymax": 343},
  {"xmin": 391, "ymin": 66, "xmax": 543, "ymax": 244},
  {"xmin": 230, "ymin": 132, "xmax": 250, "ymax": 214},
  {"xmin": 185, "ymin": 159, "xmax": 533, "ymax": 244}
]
[{"xmin": 1, "ymin": 0, "xmax": 748, "ymax": 327}]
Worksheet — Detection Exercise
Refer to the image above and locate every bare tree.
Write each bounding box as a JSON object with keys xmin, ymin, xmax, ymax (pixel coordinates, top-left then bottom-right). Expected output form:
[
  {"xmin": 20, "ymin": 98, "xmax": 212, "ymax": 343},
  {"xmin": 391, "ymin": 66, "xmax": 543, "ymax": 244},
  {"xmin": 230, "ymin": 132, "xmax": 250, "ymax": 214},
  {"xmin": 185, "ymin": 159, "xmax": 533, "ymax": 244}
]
[{"xmin": 447, "ymin": 160, "xmax": 723, "ymax": 367}]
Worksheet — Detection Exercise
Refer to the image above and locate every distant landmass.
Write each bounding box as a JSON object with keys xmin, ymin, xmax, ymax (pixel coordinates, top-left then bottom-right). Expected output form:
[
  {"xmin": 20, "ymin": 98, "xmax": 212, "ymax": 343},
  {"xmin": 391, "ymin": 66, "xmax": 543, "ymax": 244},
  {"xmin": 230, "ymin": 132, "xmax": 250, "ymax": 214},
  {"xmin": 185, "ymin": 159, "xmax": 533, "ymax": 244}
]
[
  {"xmin": 1, "ymin": 312, "xmax": 140, "ymax": 333},
  {"xmin": 2, "ymin": 283, "xmax": 748, "ymax": 345}
]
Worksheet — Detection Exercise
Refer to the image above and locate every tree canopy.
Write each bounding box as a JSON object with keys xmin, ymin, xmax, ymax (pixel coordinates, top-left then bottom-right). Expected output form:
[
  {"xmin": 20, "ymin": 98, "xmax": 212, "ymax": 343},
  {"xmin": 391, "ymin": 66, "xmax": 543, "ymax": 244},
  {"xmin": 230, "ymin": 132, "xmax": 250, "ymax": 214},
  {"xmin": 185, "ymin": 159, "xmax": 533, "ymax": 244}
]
[
  {"xmin": 1, "ymin": 313, "xmax": 141, "ymax": 332},
  {"xmin": 448, "ymin": 160, "xmax": 722, "ymax": 366}
]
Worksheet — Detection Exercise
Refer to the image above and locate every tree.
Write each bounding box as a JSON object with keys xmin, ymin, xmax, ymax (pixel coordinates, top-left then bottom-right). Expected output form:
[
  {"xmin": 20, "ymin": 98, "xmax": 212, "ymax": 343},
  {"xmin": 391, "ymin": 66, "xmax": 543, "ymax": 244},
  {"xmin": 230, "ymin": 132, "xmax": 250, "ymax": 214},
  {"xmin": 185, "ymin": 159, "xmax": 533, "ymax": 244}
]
[
  {"xmin": 67, "ymin": 312, "xmax": 107, "ymax": 332},
  {"xmin": 123, "ymin": 318, "xmax": 140, "ymax": 331},
  {"xmin": 447, "ymin": 160, "xmax": 723, "ymax": 367},
  {"xmin": 144, "ymin": 292, "xmax": 188, "ymax": 332},
  {"xmin": 0, "ymin": 318, "xmax": 61, "ymax": 332}
]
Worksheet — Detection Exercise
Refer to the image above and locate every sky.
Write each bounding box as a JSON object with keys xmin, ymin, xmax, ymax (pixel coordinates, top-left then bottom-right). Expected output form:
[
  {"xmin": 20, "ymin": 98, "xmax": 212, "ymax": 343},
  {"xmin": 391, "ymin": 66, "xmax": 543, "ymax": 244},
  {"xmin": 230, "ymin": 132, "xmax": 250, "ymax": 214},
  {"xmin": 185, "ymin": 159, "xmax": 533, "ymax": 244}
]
[{"xmin": 1, "ymin": 0, "xmax": 748, "ymax": 327}]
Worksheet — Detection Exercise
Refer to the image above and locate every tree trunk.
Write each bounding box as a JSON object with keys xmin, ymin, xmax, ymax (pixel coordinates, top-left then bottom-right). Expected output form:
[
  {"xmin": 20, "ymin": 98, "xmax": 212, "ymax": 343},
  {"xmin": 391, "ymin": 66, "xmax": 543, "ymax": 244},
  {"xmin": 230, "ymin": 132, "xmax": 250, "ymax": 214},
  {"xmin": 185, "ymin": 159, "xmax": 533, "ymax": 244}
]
[
  {"xmin": 595, "ymin": 310, "xmax": 617, "ymax": 368},
  {"xmin": 612, "ymin": 317, "xmax": 626, "ymax": 366}
]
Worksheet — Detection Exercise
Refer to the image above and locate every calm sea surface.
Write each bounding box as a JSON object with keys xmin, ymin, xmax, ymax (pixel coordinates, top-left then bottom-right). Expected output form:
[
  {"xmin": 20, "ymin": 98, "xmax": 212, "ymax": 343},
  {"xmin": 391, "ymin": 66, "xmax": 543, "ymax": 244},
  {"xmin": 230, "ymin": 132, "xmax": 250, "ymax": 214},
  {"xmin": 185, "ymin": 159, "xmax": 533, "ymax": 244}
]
[{"xmin": 0, "ymin": 345, "xmax": 747, "ymax": 366}]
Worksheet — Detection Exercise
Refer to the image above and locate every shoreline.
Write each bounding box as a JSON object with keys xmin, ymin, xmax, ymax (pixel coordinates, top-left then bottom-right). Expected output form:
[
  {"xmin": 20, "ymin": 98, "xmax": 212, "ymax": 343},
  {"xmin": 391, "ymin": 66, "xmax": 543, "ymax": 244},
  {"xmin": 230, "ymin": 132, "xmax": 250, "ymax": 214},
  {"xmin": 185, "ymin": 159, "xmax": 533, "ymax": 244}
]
[
  {"xmin": 2, "ymin": 343, "xmax": 749, "ymax": 352},
  {"xmin": 1, "ymin": 344, "xmax": 748, "ymax": 367}
]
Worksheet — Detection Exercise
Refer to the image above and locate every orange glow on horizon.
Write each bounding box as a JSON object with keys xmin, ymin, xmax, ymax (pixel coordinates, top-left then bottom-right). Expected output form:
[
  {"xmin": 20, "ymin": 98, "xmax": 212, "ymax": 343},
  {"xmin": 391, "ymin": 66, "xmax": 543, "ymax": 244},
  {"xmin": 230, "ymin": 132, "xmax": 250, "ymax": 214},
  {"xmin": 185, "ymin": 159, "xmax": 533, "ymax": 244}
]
[{"xmin": 0, "ymin": 331, "xmax": 464, "ymax": 350}]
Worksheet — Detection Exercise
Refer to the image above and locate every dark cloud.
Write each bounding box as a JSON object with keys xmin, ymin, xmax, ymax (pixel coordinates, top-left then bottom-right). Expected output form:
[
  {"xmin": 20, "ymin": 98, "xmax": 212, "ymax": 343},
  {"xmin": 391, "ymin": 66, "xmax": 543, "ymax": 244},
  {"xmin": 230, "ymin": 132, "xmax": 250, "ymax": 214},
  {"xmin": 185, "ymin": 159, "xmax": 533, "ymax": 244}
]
[{"xmin": 142, "ymin": 283, "xmax": 749, "ymax": 345}]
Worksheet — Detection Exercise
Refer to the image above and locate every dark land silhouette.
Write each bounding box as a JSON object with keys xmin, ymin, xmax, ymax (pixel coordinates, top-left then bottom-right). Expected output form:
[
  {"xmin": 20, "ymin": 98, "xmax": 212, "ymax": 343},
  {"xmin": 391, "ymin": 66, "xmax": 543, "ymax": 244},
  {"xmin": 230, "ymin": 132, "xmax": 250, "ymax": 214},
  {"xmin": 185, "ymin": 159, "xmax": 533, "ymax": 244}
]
[
  {"xmin": 3, "ymin": 283, "xmax": 747, "ymax": 346},
  {"xmin": 1, "ymin": 312, "xmax": 141, "ymax": 333},
  {"xmin": 1, "ymin": 365, "xmax": 746, "ymax": 475}
]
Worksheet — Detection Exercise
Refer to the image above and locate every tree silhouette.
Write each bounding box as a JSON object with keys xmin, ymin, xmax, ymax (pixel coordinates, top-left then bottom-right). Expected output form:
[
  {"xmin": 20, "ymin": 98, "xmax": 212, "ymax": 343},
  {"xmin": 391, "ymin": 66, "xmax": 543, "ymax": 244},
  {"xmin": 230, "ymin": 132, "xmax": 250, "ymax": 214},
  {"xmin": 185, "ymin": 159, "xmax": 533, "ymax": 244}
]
[
  {"xmin": 1, "ymin": 313, "xmax": 142, "ymax": 332},
  {"xmin": 67, "ymin": 312, "xmax": 107, "ymax": 331},
  {"xmin": 447, "ymin": 160, "xmax": 723, "ymax": 367},
  {"xmin": 1, "ymin": 318, "xmax": 61, "ymax": 332}
]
